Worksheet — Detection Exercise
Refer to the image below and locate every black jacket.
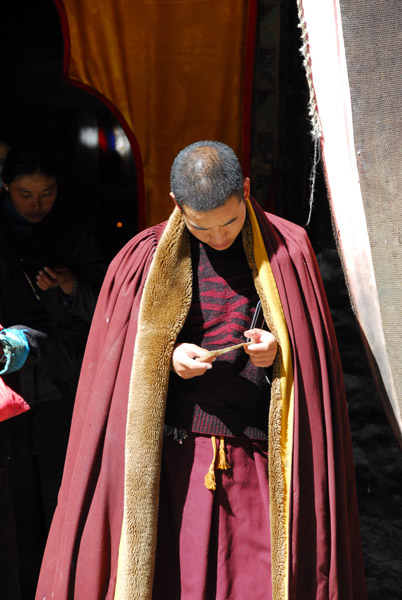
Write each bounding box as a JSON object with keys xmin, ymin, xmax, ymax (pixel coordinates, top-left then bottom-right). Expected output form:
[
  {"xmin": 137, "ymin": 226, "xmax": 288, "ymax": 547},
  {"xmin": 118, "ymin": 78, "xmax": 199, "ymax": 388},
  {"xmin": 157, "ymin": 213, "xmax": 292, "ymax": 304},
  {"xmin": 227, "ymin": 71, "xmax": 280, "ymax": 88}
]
[{"xmin": 0, "ymin": 194, "xmax": 107, "ymax": 468}]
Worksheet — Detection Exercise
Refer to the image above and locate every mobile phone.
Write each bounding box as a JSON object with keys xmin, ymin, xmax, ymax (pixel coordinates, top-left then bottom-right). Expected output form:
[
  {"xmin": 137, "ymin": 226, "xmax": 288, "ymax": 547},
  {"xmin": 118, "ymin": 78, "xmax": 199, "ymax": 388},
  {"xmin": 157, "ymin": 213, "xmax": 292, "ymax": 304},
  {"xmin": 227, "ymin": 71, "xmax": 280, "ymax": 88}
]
[
  {"xmin": 249, "ymin": 300, "xmax": 265, "ymax": 331},
  {"xmin": 248, "ymin": 301, "xmax": 272, "ymax": 384}
]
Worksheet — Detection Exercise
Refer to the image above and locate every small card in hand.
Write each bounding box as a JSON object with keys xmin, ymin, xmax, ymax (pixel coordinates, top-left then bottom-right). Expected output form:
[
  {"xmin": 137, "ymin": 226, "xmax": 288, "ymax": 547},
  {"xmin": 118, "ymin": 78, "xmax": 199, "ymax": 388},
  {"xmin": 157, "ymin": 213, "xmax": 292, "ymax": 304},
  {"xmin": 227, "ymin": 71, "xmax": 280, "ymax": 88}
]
[{"xmin": 196, "ymin": 342, "xmax": 250, "ymax": 361}]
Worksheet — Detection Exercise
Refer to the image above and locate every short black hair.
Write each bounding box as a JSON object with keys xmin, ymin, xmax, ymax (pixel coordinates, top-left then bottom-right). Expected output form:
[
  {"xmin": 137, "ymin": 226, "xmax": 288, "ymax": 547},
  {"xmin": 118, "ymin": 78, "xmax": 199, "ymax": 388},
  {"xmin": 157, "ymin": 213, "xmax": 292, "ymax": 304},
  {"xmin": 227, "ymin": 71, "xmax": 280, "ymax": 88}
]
[
  {"xmin": 2, "ymin": 143, "xmax": 62, "ymax": 186},
  {"xmin": 170, "ymin": 141, "xmax": 244, "ymax": 212}
]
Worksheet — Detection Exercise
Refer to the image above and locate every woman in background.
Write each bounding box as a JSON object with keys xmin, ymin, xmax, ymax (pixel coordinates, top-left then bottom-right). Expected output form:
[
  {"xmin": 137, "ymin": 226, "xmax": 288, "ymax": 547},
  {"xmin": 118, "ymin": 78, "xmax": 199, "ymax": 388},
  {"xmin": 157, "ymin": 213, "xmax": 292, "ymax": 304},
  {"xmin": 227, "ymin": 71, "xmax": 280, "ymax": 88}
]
[{"xmin": 0, "ymin": 143, "xmax": 107, "ymax": 599}]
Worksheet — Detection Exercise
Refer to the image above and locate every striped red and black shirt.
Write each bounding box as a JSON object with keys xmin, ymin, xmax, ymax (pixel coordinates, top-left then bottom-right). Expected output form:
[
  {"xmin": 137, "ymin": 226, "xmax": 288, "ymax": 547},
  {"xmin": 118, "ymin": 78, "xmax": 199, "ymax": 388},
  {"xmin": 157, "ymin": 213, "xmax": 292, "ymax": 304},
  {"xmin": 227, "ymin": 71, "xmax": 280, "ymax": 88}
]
[{"xmin": 166, "ymin": 232, "xmax": 270, "ymax": 440}]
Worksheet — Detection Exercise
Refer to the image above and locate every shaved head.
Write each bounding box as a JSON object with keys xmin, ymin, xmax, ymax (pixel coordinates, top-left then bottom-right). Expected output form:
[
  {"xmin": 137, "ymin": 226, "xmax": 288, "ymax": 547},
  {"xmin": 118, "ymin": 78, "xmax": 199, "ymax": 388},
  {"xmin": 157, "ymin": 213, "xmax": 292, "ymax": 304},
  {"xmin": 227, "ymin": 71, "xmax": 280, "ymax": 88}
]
[{"xmin": 170, "ymin": 141, "xmax": 245, "ymax": 212}]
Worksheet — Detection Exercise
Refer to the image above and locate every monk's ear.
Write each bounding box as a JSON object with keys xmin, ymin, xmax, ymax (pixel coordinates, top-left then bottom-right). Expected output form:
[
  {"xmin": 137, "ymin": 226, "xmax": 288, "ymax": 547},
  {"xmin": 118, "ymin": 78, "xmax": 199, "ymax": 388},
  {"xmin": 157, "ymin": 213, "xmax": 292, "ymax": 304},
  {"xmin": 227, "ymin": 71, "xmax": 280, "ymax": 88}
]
[
  {"xmin": 170, "ymin": 192, "xmax": 181, "ymax": 211},
  {"xmin": 243, "ymin": 177, "xmax": 250, "ymax": 201}
]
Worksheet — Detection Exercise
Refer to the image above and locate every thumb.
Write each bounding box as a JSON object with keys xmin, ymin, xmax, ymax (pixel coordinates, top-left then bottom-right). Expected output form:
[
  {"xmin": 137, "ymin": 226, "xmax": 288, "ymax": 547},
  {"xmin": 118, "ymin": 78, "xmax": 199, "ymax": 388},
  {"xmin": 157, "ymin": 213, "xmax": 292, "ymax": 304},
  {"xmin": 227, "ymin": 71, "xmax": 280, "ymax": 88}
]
[{"xmin": 244, "ymin": 329, "xmax": 262, "ymax": 343}]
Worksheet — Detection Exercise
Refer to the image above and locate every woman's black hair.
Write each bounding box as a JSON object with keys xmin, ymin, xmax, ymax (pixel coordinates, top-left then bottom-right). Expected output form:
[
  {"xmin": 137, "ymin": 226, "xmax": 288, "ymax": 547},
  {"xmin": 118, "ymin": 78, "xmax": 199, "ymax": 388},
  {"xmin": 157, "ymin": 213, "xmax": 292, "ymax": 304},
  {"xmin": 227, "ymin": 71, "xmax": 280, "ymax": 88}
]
[{"xmin": 2, "ymin": 143, "xmax": 63, "ymax": 185}]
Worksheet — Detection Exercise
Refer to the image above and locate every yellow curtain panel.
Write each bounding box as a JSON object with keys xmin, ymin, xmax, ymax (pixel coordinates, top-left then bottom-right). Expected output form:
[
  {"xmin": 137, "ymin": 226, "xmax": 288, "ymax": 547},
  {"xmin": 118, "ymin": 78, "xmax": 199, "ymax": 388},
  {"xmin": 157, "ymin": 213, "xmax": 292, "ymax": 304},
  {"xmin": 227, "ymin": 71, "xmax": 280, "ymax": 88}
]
[{"xmin": 56, "ymin": 0, "xmax": 256, "ymax": 227}]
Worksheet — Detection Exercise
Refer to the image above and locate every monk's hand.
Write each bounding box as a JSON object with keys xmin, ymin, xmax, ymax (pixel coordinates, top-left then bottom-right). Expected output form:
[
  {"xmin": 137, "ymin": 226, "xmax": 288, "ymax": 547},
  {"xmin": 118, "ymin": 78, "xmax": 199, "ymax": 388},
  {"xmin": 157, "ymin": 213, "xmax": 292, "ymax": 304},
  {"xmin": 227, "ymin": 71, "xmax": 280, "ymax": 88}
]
[
  {"xmin": 243, "ymin": 328, "xmax": 277, "ymax": 368},
  {"xmin": 36, "ymin": 266, "xmax": 76, "ymax": 296},
  {"xmin": 171, "ymin": 343, "xmax": 215, "ymax": 379}
]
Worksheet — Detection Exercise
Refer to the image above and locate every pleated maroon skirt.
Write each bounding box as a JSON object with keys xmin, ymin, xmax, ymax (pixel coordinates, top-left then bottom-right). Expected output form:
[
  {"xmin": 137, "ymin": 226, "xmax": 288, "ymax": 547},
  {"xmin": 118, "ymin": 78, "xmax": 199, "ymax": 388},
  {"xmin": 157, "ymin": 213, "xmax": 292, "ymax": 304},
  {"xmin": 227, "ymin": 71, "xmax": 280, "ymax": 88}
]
[{"xmin": 153, "ymin": 433, "xmax": 272, "ymax": 600}]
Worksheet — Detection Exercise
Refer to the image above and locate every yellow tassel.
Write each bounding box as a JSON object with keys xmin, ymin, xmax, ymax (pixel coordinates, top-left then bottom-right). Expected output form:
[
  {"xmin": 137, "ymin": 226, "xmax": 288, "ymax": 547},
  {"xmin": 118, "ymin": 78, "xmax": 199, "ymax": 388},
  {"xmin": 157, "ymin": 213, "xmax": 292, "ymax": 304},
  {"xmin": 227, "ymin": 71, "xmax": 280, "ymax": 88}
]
[
  {"xmin": 204, "ymin": 435, "xmax": 217, "ymax": 490},
  {"xmin": 217, "ymin": 436, "xmax": 231, "ymax": 470},
  {"xmin": 204, "ymin": 468, "xmax": 216, "ymax": 491}
]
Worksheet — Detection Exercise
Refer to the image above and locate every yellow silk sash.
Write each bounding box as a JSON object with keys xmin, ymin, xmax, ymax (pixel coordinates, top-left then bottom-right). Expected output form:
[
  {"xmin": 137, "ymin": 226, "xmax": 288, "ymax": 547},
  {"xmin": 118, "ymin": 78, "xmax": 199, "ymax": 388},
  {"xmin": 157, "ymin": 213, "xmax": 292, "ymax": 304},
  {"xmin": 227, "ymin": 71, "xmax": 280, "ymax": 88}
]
[{"xmin": 246, "ymin": 198, "xmax": 294, "ymax": 600}]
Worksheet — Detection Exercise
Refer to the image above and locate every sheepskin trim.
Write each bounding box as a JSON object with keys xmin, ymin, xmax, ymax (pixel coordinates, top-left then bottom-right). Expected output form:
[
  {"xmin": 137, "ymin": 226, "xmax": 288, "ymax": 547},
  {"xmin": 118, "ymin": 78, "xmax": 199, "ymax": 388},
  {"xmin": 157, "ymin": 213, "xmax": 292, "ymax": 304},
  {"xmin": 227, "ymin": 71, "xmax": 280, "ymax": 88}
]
[
  {"xmin": 114, "ymin": 207, "xmax": 192, "ymax": 600},
  {"xmin": 244, "ymin": 200, "xmax": 294, "ymax": 600}
]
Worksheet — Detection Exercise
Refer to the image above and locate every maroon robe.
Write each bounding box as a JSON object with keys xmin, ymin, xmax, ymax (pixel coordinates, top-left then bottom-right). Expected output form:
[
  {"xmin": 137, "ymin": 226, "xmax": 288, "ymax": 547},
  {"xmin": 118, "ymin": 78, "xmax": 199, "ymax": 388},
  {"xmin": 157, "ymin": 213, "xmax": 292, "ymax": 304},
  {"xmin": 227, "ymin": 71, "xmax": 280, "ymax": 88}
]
[{"xmin": 36, "ymin": 199, "xmax": 366, "ymax": 599}]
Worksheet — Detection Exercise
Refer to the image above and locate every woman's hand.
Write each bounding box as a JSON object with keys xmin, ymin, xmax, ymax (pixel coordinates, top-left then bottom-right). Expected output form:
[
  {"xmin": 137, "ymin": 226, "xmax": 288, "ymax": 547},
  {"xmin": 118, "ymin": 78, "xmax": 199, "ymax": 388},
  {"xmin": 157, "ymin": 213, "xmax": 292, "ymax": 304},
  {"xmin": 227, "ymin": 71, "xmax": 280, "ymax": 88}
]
[
  {"xmin": 171, "ymin": 343, "xmax": 215, "ymax": 379},
  {"xmin": 36, "ymin": 266, "xmax": 76, "ymax": 296},
  {"xmin": 243, "ymin": 328, "xmax": 277, "ymax": 367}
]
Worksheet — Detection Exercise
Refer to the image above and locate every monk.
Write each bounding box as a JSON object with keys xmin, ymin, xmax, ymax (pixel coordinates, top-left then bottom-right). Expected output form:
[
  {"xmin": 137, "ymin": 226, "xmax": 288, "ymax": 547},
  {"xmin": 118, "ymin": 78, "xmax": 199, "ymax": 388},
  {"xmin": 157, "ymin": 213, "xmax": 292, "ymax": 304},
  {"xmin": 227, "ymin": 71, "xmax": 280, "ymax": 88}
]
[{"xmin": 36, "ymin": 141, "xmax": 367, "ymax": 599}]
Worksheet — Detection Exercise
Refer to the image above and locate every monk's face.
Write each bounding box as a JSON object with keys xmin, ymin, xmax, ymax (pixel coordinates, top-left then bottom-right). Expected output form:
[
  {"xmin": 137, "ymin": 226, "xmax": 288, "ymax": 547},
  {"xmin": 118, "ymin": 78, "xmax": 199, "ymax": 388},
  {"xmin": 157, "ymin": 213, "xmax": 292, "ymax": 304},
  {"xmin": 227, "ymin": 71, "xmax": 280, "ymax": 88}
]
[{"xmin": 181, "ymin": 195, "xmax": 247, "ymax": 251}]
